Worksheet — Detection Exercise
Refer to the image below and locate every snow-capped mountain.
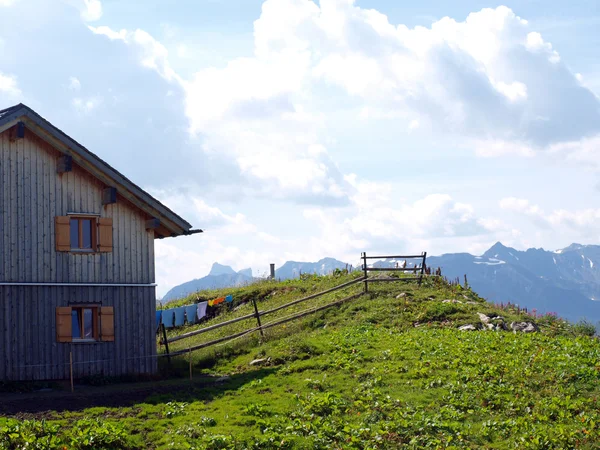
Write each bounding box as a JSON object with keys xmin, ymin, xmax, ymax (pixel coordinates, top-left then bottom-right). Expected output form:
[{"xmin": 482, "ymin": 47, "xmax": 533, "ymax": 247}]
[{"xmin": 427, "ymin": 242, "xmax": 600, "ymax": 325}]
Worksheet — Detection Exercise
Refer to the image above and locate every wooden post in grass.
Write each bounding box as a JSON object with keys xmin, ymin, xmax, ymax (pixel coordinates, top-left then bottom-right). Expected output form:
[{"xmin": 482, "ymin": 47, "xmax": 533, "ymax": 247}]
[
  {"xmin": 252, "ymin": 297, "xmax": 264, "ymax": 338},
  {"xmin": 161, "ymin": 323, "xmax": 171, "ymax": 365},
  {"xmin": 189, "ymin": 346, "xmax": 192, "ymax": 381},
  {"xmin": 270, "ymin": 263, "xmax": 275, "ymax": 279},
  {"xmin": 69, "ymin": 351, "xmax": 74, "ymax": 393},
  {"xmin": 419, "ymin": 252, "xmax": 427, "ymax": 286},
  {"xmin": 362, "ymin": 252, "xmax": 368, "ymax": 293}
]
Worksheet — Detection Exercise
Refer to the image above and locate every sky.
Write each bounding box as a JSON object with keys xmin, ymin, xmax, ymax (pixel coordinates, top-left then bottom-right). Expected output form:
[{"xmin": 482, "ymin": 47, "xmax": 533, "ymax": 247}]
[{"xmin": 1, "ymin": 0, "xmax": 600, "ymax": 297}]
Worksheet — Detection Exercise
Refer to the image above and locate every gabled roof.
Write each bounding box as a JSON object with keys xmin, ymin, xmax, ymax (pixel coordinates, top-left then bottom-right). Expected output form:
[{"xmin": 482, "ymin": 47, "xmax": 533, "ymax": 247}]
[{"xmin": 0, "ymin": 103, "xmax": 202, "ymax": 239}]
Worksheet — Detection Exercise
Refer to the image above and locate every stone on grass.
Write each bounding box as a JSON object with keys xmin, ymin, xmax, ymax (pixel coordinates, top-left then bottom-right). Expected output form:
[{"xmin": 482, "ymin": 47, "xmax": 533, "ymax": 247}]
[
  {"xmin": 442, "ymin": 299, "xmax": 463, "ymax": 304},
  {"xmin": 459, "ymin": 324, "xmax": 477, "ymax": 331},
  {"xmin": 477, "ymin": 313, "xmax": 490, "ymax": 324},
  {"xmin": 249, "ymin": 357, "xmax": 271, "ymax": 366},
  {"xmin": 510, "ymin": 322, "xmax": 538, "ymax": 333},
  {"xmin": 396, "ymin": 293, "xmax": 407, "ymax": 299}
]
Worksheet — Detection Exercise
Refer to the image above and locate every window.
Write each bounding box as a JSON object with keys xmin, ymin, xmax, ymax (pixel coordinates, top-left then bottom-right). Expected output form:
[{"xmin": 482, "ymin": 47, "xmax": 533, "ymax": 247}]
[
  {"xmin": 56, "ymin": 306, "xmax": 114, "ymax": 343},
  {"xmin": 55, "ymin": 216, "xmax": 113, "ymax": 253},
  {"xmin": 70, "ymin": 217, "xmax": 96, "ymax": 251},
  {"xmin": 71, "ymin": 306, "xmax": 98, "ymax": 340}
]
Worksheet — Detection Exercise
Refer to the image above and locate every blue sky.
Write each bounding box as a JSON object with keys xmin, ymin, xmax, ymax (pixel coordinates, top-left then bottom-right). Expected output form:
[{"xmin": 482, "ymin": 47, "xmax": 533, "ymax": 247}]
[{"xmin": 1, "ymin": 0, "xmax": 600, "ymax": 296}]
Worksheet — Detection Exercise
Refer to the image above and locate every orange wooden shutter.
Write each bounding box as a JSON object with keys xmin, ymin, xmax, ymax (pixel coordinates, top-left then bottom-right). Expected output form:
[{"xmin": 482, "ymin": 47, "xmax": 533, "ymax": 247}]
[
  {"xmin": 56, "ymin": 307, "xmax": 72, "ymax": 342},
  {"xmin": 55, "ymin": 216, "xmax": 71, "ymax": 251},
  {"xmin": 97, "ymin": 218, "xmax": 113, "ymax": 252},
  {"xmin": 100, "ymin": 306, "xmax": 115, "ymax": 342}
]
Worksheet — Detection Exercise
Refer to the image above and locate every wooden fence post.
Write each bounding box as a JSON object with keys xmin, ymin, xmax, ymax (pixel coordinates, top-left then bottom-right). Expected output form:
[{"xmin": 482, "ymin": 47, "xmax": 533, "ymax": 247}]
[
  {"xmin": 189, "ymin": 346, "xmax": 192, "ymax": 381},
  {"xmin": 252, "ymin": 297, "xmax": 264, "ymax": 337},
  {"xmin": 419, "ymin": 252, "xmax": 427, "ymax": 286},
  {"xmin": 161, "ymin": 323, "xmax": 171, "ymax": 364},
  {"xmin": 362, "ymin": 252, "xmax": 368, "ymax": 293},
  {"xmin": 69, "ymin": 351, "xmax": 74, "ymax": 393}
]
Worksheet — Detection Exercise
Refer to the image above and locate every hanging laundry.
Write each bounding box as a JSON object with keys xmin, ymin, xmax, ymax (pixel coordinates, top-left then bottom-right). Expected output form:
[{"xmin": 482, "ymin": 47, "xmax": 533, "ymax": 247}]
[
  {"xmin": 225, "ymin": 295, "xmax": 233, "ymax": 303},
  {"xmin": 155, "ymin": 310, "xmax": 163, "ymax": 329},
  {"xmin": 208, "ymin": 299, "xmax": 214, "ymax": 307},
  {"xmin": 185, "ymin": 305, "xmax": 197, "ymax": 324},
  {"xmin": 212, "ymin": 297, "xmax": 226, "ymax": 306},
  {"xmin": 162, "ymin": 309, "xmax": 175, "ymax": 328},
  {"xmin": 174, "ymin": 307, "xmax": 186, "ymax": 327},
  {"xmin": 197, "ymin": 301, "xmax": 208, "ymax": 320}
]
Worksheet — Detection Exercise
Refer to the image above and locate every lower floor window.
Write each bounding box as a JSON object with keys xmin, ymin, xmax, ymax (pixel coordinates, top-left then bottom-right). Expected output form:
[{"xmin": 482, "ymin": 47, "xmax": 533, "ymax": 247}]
[
  {"xmin": 56, "ymin": 305, "xmax": 113, "ymax": 343},
  {"xmin": 71, "ymin": 307, "xmax": 98, "ymax": 340}
]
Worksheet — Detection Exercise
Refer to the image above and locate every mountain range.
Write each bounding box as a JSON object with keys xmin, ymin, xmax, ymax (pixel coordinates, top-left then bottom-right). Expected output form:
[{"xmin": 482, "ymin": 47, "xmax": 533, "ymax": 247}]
[
  {"xmin": 160, "ymin": 263, "xmax": 254, "ymax": 303},
  {"xmin": 161, "ymin": 243, "xmax": 600, "ymax": 325},
  {"xmin": 425, "ymin": 242, "xmax": 600, "ymax": 325}
]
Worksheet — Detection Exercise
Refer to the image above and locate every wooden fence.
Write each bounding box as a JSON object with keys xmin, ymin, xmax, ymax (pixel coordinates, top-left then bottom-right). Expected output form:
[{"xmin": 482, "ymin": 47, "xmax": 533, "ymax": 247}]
[
  {"xmin": 361, "ymin": 252, "xmax": 427, "ymax": 292},
  {"xmin": 160, "ymin": 252, "xmax": 427, "ymax": 359}
]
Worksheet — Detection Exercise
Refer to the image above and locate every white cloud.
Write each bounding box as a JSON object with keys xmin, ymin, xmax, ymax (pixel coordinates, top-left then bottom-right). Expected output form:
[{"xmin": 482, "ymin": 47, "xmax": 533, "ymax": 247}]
[
  {"xmin": 68, "ymin": 76, "xmax": 81, "ymax": 91},
  {"xmin": 0, "ymin": 72, "xmax": 21, "ymax": 96},
  {"xmin": 500, "ymin": 197, "xmax": 600, "ymax": 234},
  {"xmin": 0, "ymin": 0, "xmax": 18, "ymax": 6},
  {"xmin": 82, "ymin": 0, "xmax": 101, "ymax": 21},
  {"xmin": 88, "ymin": 26, "xmax": 181, "ymax": 83},
  {"xmin": 72, "ymin": 95, "xmax": 102, "ymax": 113},
  {"xmin": 64, "ymin": 0, "xmax": 102, "ymax": 21},
  {"xmin": 87, "ymin": 2, "xmax": 600, "ymax": 206}
]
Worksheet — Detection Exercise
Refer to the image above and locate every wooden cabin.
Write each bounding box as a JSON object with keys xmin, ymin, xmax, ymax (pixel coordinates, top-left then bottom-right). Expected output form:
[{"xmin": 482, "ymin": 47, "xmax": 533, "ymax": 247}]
[{"xmin": 0, "ymin": 104, "xmax": 201, "ymax": 381}]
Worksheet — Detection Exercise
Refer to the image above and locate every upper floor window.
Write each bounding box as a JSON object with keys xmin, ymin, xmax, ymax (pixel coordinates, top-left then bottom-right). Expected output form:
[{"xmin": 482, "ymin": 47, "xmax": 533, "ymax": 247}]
[
  {"xmin": 70, "ymin": 217, "xmax": 96, "ymax": 251},
  {"xmin": 55, "ymin": 215, "xmax": 113, "ymax": 253}
]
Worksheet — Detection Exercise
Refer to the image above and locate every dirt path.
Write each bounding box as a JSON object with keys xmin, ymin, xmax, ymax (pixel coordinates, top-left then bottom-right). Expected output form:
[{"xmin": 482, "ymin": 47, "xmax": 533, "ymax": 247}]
[{"xmin": 0, "ymin": 376, "xmax": 220, "ymax": 419}]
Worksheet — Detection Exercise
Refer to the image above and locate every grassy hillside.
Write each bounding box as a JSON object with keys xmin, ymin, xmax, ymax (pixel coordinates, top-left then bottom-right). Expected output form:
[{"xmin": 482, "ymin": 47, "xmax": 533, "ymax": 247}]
[{"xmin": 2, "ymin": 274, "xmax": 600, "ymax": 449}]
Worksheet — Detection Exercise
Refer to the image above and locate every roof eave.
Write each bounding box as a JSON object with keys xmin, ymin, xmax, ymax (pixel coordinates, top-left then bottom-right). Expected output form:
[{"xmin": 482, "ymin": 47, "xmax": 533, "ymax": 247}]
[{"xmin": 0, "ymin": 104, "xmax": 195, "ymax": 236}]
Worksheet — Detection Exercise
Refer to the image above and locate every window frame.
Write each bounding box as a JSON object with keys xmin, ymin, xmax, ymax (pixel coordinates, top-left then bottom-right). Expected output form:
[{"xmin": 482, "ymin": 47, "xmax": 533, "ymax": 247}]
[
  {"xmin": 69, "ymin": 215, "xmax": 98, "ymax": 253},
  {"xmin": 70, "ymin": 305, "xmax": 100, "ymax": 342}
]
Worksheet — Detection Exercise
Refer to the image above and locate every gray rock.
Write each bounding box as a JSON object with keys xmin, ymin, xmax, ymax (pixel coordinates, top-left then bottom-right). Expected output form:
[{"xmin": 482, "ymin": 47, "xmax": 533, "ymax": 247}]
[
  {"xmin": 249, "ymin": 357, "xmax": 271, "ymax": 366},
  {"xmin": 214, "ymin": 376, "xmax": 230, "ymax": 383},
  {"xmin": 465, "ymin": 301, "xmax": 479, "ymax": 305},
  {"xmin": 459, "ymin": 324, "xmax": 477, "ymax": 331},
  {"xmin": 510, "ymin": 322, "xmax": 538, "ymax": 333},
  {"xmin": 396, "ymin": 293, "xmax": 407, "ymax": 299},
  {"xmin": 442, "ymin": 299, "xmax": 463, "ymax": 304},
  {"xmin": 477, "ymin": 313, "xmax": 490, "ymax": 324}
]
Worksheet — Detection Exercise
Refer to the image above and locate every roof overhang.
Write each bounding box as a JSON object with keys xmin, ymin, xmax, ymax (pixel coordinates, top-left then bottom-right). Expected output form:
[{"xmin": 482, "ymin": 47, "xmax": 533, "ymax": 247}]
[{"xmin": 0, "ymin": 104, "xmax": 202, "ymax": 239}]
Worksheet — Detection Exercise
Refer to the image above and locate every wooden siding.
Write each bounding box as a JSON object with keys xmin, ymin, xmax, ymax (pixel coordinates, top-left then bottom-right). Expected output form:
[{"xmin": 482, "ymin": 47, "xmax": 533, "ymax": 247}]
[
  {"xmin": 0, "ymin": 286, "xmax": 157, "ymax": 380},
  {"xmin": 0, "ymin": 129, "xmax": 155, "ymax": 284}
]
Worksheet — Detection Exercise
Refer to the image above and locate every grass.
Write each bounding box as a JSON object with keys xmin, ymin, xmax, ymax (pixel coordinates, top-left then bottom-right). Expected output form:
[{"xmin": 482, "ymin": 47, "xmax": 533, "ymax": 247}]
[{"xmin": 2, "ymin": 273, "xmax": 600, "ymax": 449}]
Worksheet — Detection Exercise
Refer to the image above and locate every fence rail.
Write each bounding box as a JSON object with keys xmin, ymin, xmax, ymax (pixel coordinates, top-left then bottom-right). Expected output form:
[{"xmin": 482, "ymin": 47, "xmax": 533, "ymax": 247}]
[{"xmin": 160, "ymin": 251, "xmax": 428, "ymax": 360}]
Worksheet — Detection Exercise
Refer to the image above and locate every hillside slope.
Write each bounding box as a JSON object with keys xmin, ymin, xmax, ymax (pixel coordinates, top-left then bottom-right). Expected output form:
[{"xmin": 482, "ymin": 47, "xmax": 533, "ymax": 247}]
[{"xmin": 2, "ymin": 274, "xmax": 600, "ymax": 449}]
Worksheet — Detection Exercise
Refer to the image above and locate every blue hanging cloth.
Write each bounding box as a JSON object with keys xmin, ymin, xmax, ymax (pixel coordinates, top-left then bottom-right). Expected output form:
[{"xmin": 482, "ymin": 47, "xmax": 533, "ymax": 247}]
[
  {"xmin": 156, "ymin": 310, "xmax": 163, "ymax": 329},
  {"xmin": 162, "ymin": 309, "xmax": 175, "ymax": 328},
  {"xmin": 225, "ymin": 295, "xmax": 233, "ymax": 303},
  {"xmin": 174, "ymin": 307, "xmax": 186, "ymax": 327},
  {"xmin": 185, "ymin": 305, "xmax": 197, "ymax": 324}
]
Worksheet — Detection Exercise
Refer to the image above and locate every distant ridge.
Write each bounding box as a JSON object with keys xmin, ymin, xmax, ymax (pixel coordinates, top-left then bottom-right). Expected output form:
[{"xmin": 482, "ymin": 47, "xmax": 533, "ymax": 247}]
[
  {"xmin": 275, "ymin": 257, "xmax": 349, "ymax": 280},
  {"xmin": 161, "ymin": 263, "xmax": 253, "ymax": 302},
  {"xmin": 375, "ymin": 242, "xmax": 600, "ymax": 325},
  {"xmin": 161, "ymin": 258, "xmax": 350, "ymax": 303}
]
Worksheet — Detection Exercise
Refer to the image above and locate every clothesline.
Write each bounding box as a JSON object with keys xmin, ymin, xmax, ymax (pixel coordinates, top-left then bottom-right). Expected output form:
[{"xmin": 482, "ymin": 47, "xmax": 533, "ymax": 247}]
[{"xmin": 157, "ymin": 295, "xmax": 233, "ymax": 330}]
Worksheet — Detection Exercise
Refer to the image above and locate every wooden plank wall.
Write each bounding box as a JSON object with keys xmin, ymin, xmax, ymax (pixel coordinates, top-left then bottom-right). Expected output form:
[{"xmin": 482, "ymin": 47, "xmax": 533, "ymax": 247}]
[
  {"xmin": 0, "ymin": 130, "xmax": 155, "ymax": 284},
  {"xmin": 0, "ymin": 286, "xmax": 157, "ymax": 380}
]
